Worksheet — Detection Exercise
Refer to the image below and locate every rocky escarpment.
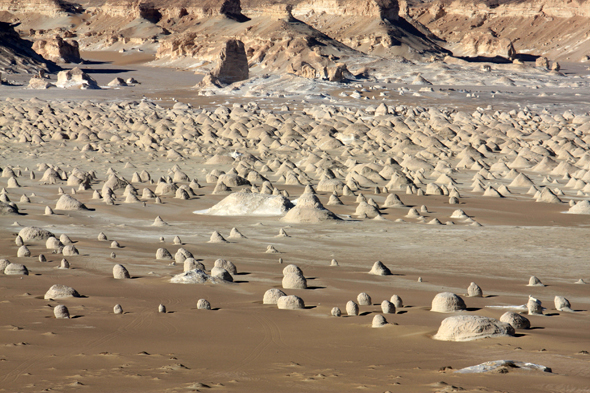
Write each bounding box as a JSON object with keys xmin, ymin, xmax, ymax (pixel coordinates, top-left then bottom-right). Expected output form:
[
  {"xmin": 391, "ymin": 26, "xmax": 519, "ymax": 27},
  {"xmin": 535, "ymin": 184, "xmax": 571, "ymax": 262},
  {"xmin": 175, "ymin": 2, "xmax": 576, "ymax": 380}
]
[
  {"xmin": 150, "ymin": 0, "xmax": 445, "ymax": 78},
  {"xmin": 0, "ymin": 0, "xmax": 447, "ymax": 79},
  {"xmin": 243, "ymin": 0, "xmax": 400, "ymax": 20},
  {"xmin": 407, "ymin": 0, "xmax": 590, "ymax": 62},
  {"xmin": 100, "ymin": 0, "xmax": 247, "ymax": 20},
  {"xmin": 0, "ymin": 21, "xmax": 57, "ymax": 74},
  {"xmin": 5, "ymin": 0, "xmax": 590, "ymax": 67}
]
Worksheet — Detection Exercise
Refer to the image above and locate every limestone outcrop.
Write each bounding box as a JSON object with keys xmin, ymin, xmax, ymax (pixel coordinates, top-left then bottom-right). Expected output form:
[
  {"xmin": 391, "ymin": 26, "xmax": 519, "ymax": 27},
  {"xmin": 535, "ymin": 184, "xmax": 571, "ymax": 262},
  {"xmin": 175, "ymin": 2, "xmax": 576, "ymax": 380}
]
[
  {"xmin": 210, "ymin": 39, "xmax": 249, "ymax": 85},
  {"xmin": 32, "ymin": 36, "xmax": 81, "ymax": 63}
]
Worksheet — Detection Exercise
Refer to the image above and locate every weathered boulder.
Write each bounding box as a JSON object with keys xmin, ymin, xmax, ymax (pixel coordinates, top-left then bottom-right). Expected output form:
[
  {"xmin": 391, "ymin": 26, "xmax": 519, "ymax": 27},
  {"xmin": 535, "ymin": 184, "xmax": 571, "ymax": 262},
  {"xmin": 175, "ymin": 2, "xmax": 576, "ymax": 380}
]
[
  {"xmin": 32, "ymin": 36, "xmax": 81, "ymax": 63},
  {"xmin": 56, "ymin": 67, "xmax": 99, "ymax": 89},
  {"xmin": 434, "ymin": 315, "xmax": 515, "ymax": 341},
  {"xmin": 459, "ymin": 29, "xmax": 516, "ymax": 60}
]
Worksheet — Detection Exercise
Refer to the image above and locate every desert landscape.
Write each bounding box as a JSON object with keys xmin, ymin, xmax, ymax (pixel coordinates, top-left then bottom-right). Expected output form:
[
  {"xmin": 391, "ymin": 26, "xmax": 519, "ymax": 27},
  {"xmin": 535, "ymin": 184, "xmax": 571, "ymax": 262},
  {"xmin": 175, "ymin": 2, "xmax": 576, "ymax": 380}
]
[{"xmin": 1, "ymin": 0, "xmax": 590, "ymax": 392}]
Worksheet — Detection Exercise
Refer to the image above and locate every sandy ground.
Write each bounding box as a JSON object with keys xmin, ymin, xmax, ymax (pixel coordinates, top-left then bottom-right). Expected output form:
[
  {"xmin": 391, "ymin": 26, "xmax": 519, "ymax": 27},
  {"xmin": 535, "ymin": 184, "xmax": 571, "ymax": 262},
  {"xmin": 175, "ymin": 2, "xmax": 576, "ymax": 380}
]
[{"xmin": 1, "ymin": 52, "xmax": 590, "ymax": 393}]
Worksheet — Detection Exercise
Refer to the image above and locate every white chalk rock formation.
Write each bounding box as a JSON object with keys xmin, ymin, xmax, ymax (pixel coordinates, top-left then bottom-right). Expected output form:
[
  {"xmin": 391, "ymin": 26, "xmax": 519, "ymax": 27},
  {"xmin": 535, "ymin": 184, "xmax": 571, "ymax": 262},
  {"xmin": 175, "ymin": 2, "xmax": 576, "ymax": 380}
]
[
  {"xmin": 372, "ymin": 314, "xmax": 388, "ymax": 328},
  {"xmin": 527, "ymin": 296, "xmax": 543, "ymax": 315},
  {"xmin": 281, "ymin": 192, "xmax": 340, "ymax": 223},
  {"xmin": 229, "ymin": 227, "xmax": 246, "ymax": 238},
  {"xmin": 431, "ymin": 292, "xmax": 466, "ymax": 313},
  {"xmin": 214, "ymin": 259, "xmax": 237, "ymax": 274},
  {"xmin": 500, "ymin": 311, "xmax": 530, "ymax": 329},
  {"xmin": 184, "ymin": 258, "xmax": 205, "ymax": 272},
  {"xmin": 202, "ymin": 191, "xmax": 292, "ymax": 216},
  {"xmin": 369, "ymin": 261, "xmax": 392, "ymax": 276},
  {"xmin": 56, "ymin": 67, "xmax": 99, "ymax": 89},
  {"xmin": 282, "ymin": 273, "xmax": 307, "ymax": 289},
  {"xmin": 277, "ymin": 295, "xmax": 305, "ymax": 310},
  {"xmin": 433, "ymin": 315, "xmax": 515, "ymax": 341},
  {"xmin": 554, "ymin": 296, "xmax": 573, "ymax": 312},
  {"xmin": 113, "ymin": 264, "xmax": 130, "ymax": 279},
  {"xmin": 17, "ymin": 245, "xmax": 31, "ymax": 257},
  {"xmin": 156, "ymin": 248, "xmax": 173, "ymax": 260},
  {"xmin": 467, "ymin": 282, "xmax": 483, "ymax": 297},
  {"xmin": 381, "ymin": 300, "xmax": 396, "ymax": 314},
  {"xmin": 390, "ymin": 294, "xmax": 403, "ymax": 308},
  {"xmin": 54, "ymin": 304, "xmax": 70, "ymax": 319},
  {"xmin": 55, "ymin": 194, "xmax": 87, "ymax": 210},
  {"xmin": 283, "ymin": 264, "xmax": 303, "ymax": 275},
  {"xmin": 346, "ymin": 300, "xmax": 359, "ymax": 316},
  {"xmin": 44, "ymin": 284, "xmax": 80, "ymax": 300},
  {"xmin": 568, "ymin": 200, "xmax": 590, "ymax": 214},
  {"xmin": 18, "ymin": 226, "xmax": 54, "ymax": 241},
  {"xmin": 0, "ymin": 259, "xmax": 9, "ymax": 272},
  {"xmin": 4, "ymin": 262, "xmax": 28, "ymax": 275},
  {"xmin": 263, "ymin": 288, "xmax": 286, "ymax": 304},
  {"xmin": 62, "ymin": 245, "xmax": 79, "ymax": 256},
  {"xmin": 197, "ymin": 299, "xmax": 211, "ymax": 310},
  {"xmin": 527, "ymin": 276, "xmax": 544, "ymax": 287},
  {"xmin": 210, "ymin": 266, "xmax": 233, "ymax": 282},
  {"xmin": 357, "ymin": 292, "xmax": 372, "ymax": 306},
  {"xmin": 170, "ymin": 269, "xmax": 219, "ymax": 284}
]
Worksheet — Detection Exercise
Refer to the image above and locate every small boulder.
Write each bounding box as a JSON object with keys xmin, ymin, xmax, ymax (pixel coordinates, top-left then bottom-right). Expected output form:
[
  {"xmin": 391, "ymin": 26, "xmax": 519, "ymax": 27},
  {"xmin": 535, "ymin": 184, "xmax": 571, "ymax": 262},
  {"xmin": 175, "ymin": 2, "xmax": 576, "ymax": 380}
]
[
  {"xmin": 527, "ymin": 276, "xmax": 544, "ymax": 287},
  {"xmin": 44, "ymin": 284, "xmax": 80, "ymax": 300},
  {"xmin": 431, "ymin": 292, "xmax": 466, "ymax": 313},
  {"xmin": 527, "ymin": 296, "xmax": 543, "ymax": 315},
  {"xmin": 357, "ymin": 292, "xmax": 372, "ymax": 306},
  {"xmin": 54, "ymin": 304, "xmax": 70, "ymax": 319},
  {"xmin": 467, "ymin": 282, "xmax": 483, "ymax": 297},
  {"xmin": 381, "ymin": 300, "xmax": 396, "ymax": 314},
  {"xmin": 113, "ymin": 264, "xmax": 130, "ymax": 279},
  {"xmin": 282, "ymin": 273, "xmax": 307, "ymax": 289},
  {"xmin": 277, "ymin": 295, "xmax": 305, "ymax": 310},
  {"xmin": 210, "ymin": 266, "xmax": 233, "ymax": 282},
  {"xmin": 554, "ymin": 296, "xmax": 573, "ymax": 312},
  {"xmin": 369, "ymin": 261, "xmax": 391, "ymax": 276},
  {"xmin": 390, "ymin": 294, "xmax": 403, "ymax": 308},
  {"xmin": 4, "ymin": 262, "xmax": 28, "ymax": 275},
  {"xmin": 263, "ymin": 288, "xmax": 286, "ymax": 304},
  {"xmin": 197, "ymin": 299, "xmax": 211, "ymax": 310},
  {"xmin": 346, "ymin": 300, "xmax": 359, "ymax": 316},
  {"xmin": 500, "ymin": 311, "xmax": 530, "ymax": 329},
  {"xmin": 214, "ymin": 258, "xmax": 237, "ymax": 274},
  {"xmin": 372, "ymin": 314, "xmax": 388, "ymax": 328}
]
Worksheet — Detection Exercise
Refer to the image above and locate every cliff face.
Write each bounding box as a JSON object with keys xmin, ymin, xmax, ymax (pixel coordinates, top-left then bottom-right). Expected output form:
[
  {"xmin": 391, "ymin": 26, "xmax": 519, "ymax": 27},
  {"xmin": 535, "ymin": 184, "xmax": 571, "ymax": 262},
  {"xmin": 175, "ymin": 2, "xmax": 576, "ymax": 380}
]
[
  {"xmin": 100, "ymin": 0, "xmax": 245, "ymax": 19},
  {"xmin": 0, "ymin": 0, "xmax": 66, "ymax": 16},
  {"xmin": 242, "ymin": 0, "xmax": 400, "ymax": 20},
  {"xmin": 149, "ymin": 0, "xmax": 445, "ymax": 76},
  {"xmin": 408, "ymin": 0, "xmax": 590, "ymax": 61},
  {"xmin": 1, "ymin": 0, "xmax": 446, "ymax": 76}
]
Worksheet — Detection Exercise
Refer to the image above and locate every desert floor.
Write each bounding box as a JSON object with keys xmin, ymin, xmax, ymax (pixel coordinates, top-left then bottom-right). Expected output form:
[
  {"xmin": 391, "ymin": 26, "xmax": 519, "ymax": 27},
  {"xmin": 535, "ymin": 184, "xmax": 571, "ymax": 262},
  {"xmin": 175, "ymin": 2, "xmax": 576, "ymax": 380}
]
[{"xmin": 1, "ymin": 52, "xmax": 589, "ymax": 393}]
